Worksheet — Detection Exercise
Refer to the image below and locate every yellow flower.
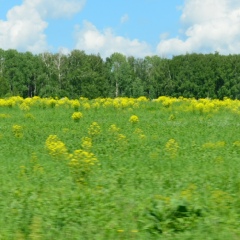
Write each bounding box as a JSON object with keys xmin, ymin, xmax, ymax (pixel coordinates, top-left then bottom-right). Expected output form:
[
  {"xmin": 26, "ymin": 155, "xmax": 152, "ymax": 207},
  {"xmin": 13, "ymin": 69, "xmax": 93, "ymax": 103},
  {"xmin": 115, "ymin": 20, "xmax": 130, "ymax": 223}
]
[
  {"xmin": 109, "ymin": 124, "xmax": 120, "ymax": 133},
  {"xmin": 47, "ymin": 98, "xmax": 57, "ymax": 108},
  {"xmin": 103, "ymin": 99, "xmax": 113, "ymax": 108},
  {"xmin": 137, "ymin": 96, "xmax": 148, "ymax": 102},
  {"xmin": 71, "ymin": 112, "xmax": 83, "ymax": 122},
  {"xmin": 83, "ymin": 102, "xmax": 91, "ymax": 110},
  {"xmin": 117, "ymin": 134, "xmax": 127, "ymax": 141},
  {"xmin": 45, "ymin": 135, "xmax": 68, "ymax": 159},
  {"xmin": 129, "ymin": 115, "xmax": 139, "ymax": 124},
  {"xmin": 81, "ymin": 137, "xmax": 92, "ymax": 150},
  {"xmin": 68, "ymin": 149, "xmax": 98, "ymax": 183},
  {"xmin": 71, "ymin": 100, "xmax": 80, "ymax": 111},
  {"xmin": 12, "ymin": 124, "xmax": 23, "ymax": 138},
  {"xmin": 92, "ymin": 102, "xmax": 100, "ymax": 109},
  {"xmin": 88, "ymin": 122, "xmax": 101, "ymax": 136},
  {"xmin": 19, "ymin": 102, "xmax": 30, "ymax": 111}
]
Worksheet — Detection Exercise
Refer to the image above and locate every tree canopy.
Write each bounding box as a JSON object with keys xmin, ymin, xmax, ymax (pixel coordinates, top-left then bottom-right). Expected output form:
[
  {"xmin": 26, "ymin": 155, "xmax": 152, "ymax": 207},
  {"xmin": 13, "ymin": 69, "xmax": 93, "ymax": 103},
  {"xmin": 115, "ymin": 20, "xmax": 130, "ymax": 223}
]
[{"xmin": 0, "ymin": 49, "xmax": 239, "ymax": 99}]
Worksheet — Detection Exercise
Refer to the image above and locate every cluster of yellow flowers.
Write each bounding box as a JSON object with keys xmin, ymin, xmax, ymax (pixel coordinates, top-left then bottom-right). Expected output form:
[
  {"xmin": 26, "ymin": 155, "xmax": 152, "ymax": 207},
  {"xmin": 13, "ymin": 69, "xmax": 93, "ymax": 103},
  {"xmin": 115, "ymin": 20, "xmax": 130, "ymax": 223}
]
[
  {"xmin": 12, "ymin": 124, "xmax": 23, "ymax": 138},
  {"xmin": 129, "ymin": 115, "xmax": 139, "ymax": 124},
  {"xmin": 45, "ymin": 134, "xmax": 98, "ymax": 184},
  {"xmin": 154, "ymin": 96, "xmax": 179, "ymax": 108},
  {"xmin": 68, "ymin": 149, "xmax": 98, "ymax": 184},
  {"xmin": 71, "ymin": 99, "xmax": 80, "ymax": 111},
  {"xmin": 71, "ymin": 112, "xmax": 83, "ymax": 122},
  {"xmin": 83, "ymin": 102, "xmax": 91, "ymax": 110},
  {"xmin": 189, "ymin": 100, "xmax": 216, "ymax": 113},
  {"xmin": 112, "ymin": 98, "xmax": 135, "ymax": 109},
  {"xmin": 109, "ymin": 124, "xmax": 121, "ymax": 133},
  {"xmin": 99, "ymin": 97, "xmax": 140, "ymax": 109},
  {"xmin": 81, "ymin": 137, "xmax": 92, "ymax": 151},
  {"xmin": 88, "ymin": 122, "xmax": 101, "ymax": 137},
  {"xmin": 0, "ymin": 96, "xmax": 239, "ymax": 113},
  {"xmin": 45, "ymin": 135, "xmax": 68, "ymax": 160},
  {"xmin": 0, "ymin": 98, "xmax": 17, "ymax": 107},
  {"xmin": 117, "ymin": 133, "xmax": 127, "ymax": 142},
  {"xmin": 91, "ymin": 102, "xmax": 100, "ymax": 109},
  {"xmin": 19, "ymin": 102, "xmax": 30, "ymax": 111},
  {"xmin": 152, "ymin": 96, "xmax": 240, "ymax": 114}
]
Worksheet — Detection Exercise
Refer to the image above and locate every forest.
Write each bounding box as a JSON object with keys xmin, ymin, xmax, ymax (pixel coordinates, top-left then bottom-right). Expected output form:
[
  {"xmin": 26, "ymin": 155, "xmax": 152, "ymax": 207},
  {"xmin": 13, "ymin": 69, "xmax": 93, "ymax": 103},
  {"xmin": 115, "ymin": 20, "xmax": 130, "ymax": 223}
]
[{"xmin": 0, "ymin": 48, "xmax": 239, "ymax": 99}]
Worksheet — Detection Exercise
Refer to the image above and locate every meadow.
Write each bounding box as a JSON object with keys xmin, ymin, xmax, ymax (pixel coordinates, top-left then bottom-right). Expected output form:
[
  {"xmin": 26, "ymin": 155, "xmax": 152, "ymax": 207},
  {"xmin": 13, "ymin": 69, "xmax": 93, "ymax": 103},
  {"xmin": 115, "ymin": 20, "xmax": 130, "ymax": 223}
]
[{"xmin": 0, "ymin": 96, "xmax": 240, "ymax": 240}]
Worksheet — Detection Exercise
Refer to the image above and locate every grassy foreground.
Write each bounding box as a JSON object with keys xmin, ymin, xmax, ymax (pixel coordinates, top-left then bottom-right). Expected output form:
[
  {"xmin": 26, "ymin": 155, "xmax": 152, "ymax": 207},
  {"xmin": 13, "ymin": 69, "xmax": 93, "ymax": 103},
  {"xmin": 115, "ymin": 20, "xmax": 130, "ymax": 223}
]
[{"xmin": 0, "ymin": 96, "xmax": 240, "ymax": 240}]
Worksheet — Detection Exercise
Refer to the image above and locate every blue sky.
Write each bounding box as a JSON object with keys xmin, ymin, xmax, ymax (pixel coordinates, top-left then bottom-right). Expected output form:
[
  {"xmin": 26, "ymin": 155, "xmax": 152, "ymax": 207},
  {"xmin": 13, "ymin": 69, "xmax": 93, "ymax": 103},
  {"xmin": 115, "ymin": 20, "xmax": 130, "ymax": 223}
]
[
  {"xmin": 1, "ymin": 0, "xmax": 240, "ymax": 58},
  {"xmin": 46, "ymin": 0, "xmax": 181, "ymax": 51}
]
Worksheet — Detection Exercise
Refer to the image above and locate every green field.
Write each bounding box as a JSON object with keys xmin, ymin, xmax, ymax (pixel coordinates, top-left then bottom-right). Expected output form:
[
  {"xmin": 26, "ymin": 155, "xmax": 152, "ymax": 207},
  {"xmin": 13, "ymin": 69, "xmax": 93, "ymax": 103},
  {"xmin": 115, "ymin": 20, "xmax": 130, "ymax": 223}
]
[{"xmin": 0, "ymin": 96, "xmax": 240, "ymax": 239}]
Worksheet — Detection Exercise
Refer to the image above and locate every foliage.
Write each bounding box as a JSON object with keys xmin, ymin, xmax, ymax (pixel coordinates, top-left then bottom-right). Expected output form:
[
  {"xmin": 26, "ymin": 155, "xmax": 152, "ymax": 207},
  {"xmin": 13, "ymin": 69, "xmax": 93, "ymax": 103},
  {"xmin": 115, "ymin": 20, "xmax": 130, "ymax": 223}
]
[{"xmin": 1, "ymin": 48, "xmax": 240, "ymax": 99}]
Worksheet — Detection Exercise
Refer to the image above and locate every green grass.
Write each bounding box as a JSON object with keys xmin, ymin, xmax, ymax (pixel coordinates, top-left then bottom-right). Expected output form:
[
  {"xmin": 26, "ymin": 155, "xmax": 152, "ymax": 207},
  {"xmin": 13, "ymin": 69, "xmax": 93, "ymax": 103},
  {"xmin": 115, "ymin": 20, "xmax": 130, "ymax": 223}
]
[{"xmin": 0, "ymin": 97, "xmax": 240, "ymax": 239}]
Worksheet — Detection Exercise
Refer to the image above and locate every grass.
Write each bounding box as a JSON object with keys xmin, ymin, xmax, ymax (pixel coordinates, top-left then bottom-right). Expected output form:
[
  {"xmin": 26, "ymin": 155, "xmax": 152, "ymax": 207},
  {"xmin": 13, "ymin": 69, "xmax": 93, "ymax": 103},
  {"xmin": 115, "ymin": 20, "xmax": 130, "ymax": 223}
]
[{"xmin": 0, "ymin": 96, "xmax": 240, "ymax": 239}]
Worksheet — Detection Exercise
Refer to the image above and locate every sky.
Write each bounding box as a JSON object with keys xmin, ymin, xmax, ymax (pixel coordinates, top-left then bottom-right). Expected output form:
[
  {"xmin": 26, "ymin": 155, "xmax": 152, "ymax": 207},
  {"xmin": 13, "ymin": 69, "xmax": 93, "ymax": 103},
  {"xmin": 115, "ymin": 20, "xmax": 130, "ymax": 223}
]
[{"xmin": 1, "ymin": 0, "xmax": 240, "ymax": 58}]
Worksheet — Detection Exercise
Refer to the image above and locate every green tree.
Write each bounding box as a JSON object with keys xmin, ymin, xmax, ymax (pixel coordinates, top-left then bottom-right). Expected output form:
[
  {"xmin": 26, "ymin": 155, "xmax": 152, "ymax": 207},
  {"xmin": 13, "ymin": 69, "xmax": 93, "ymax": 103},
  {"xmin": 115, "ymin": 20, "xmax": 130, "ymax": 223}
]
[{"xmin": 105, "ymin": 52, "xmax": 133, "ymax": 97}]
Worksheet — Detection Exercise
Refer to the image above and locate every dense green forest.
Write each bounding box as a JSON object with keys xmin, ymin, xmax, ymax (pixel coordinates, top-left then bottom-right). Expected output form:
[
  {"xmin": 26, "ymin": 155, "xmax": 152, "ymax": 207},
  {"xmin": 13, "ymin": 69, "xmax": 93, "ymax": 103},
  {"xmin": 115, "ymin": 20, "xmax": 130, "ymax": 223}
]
[{"xmin": 0, "ymin": 48, "xmax": 239, "ymax": 99}]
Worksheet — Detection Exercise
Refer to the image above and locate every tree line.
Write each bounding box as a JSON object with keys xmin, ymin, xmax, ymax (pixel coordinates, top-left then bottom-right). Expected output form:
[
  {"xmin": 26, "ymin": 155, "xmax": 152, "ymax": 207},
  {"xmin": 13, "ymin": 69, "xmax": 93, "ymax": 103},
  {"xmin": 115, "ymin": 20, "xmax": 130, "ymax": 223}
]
[{"xmin": 0, "ymin": 48, "xmax": 239, "ymax": 99}]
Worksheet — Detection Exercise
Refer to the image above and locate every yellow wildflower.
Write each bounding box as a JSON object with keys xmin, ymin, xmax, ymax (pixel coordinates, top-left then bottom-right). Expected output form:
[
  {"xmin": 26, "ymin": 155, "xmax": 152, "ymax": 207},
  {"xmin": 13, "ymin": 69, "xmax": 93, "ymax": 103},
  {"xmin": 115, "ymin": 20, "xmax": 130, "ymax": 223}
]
[
  {"xmin": 45, "ymin": 135, "xmax": 68, "ymax": 160},
  {"xmin": 68, "ymin": 149, "xmax": 98, "ymax": 183},
  {"xmin": 71, "ymin": 100, "xmax": 80, "ymax": 111},
  {"xmin": 19, "ymin": 102, "xmax": 30, "ymax": 111},
  {"xmin": 12, "ymin": 125, "xmax": 23, "ymax": 138},
  {"xmin": 88, "ymin": 122, "xmax": 101, "ymax": 136},
  {"xmin": 72, "ymin": 112, "xmax": 83, "ymax": 122},
  {"xmin": 129, "ymin": 115, "xmax": 139, "ymax": 124},
  {"xmin": 81, "ymin": 137, "xmax": 92, "ymax": 150},
  {"xmin": 109, "ymin": 124, "xmax": 120, "ymax": 133}
]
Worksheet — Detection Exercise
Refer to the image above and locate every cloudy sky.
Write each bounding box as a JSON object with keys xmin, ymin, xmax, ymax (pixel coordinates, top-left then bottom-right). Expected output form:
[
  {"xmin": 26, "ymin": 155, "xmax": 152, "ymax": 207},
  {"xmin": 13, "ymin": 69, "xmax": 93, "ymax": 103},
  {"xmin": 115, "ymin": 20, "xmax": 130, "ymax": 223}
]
[{"xmin": 1, "ymin": 0, "xmax": 240, "ymax": 58}]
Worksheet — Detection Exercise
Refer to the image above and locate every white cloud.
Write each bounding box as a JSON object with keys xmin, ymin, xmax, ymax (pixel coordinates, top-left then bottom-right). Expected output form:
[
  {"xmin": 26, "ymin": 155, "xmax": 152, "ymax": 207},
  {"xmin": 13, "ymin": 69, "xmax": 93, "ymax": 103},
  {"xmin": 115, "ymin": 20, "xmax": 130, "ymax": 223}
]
[
  {"xmin": 0, "ymin": 4, "xmax": 48, "ymax": 53},
  {"xmin": 24, "ymin": 0, "xmax": 86, "ymax": 19},
  {"xmin": 157, "ymin": 0, "xmax": 240, "ymax": 57},
  {"xmin": 74, "ymin": 21, "xmax": 152, "ymax": 58},
  {"xmin": 120, "ymin": 14, "xmax": 129, "ymax": 24},
  {"xmin": 0, "ymin": 0, "xmax": 85, "ymax": 53}
]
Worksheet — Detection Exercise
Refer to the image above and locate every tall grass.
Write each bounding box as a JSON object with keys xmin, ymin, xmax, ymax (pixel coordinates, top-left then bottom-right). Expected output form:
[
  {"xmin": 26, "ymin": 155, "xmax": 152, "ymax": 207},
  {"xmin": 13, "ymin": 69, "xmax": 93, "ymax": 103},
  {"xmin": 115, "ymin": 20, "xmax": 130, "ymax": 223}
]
[{"xmin": 0, "ymin": 96, "xmax": 240, "ymax": 239}]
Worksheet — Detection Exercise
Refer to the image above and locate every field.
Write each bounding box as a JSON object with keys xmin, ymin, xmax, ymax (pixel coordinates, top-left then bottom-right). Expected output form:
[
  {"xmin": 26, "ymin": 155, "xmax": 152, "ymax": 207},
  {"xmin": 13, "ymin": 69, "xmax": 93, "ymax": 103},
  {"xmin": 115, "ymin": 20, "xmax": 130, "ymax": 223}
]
[{"xmin": 0, "ymin": 96, "xmax": 240, "ymax": 239}]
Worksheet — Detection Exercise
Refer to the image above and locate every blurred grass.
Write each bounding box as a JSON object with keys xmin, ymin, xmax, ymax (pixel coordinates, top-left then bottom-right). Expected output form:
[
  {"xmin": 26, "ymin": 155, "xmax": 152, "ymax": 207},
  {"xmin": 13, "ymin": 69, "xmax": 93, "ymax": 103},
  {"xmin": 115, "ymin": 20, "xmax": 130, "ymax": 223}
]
[{"xmin": 0, "ymin": 97, "xmax": 239, "ymax": 239}]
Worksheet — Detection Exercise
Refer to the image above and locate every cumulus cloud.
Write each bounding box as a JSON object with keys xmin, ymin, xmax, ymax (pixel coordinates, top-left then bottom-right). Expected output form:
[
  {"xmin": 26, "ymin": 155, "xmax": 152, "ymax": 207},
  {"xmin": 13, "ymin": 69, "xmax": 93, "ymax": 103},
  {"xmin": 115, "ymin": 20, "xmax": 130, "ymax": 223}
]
[
  {"xmin": 157, "ymin": 0, "xmax": 240, "ymax": 57},
  {"xmin": 0, "ymin": 4, "xmax": 48, "ymax": 53},
  {"xmin": 74, "ymin": 21, "xmax": 152, "ymax": 58},
  {"xmin": 24, "ymin": 0, "xmax": 86, "ymax": 19},
  {"xmin": 0, "ymin": 0, "xmax": 85, "ymax": 53}
]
